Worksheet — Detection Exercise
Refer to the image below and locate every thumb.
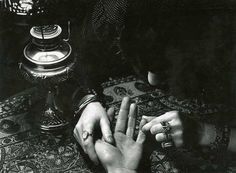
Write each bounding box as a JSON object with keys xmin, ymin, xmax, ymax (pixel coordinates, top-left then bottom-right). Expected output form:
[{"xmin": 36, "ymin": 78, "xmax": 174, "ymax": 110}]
[
  {"xmin": 100, "ymin": 117, "xmax": 114, "ymax": 144},
  {"xmin": 107, "ymin": 107, "xmax": 115, "ymax": 122},
  {"xmin": 95, "ymin": 139, "xmax": 104, "ymax": 154},
  {"xmin": 95, "ymin": 139, "xmax": 114, "ymax": 168}
]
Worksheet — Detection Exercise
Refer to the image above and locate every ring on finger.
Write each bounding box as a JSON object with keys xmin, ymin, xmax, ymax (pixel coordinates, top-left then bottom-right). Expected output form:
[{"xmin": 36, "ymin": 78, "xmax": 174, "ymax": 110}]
[
  {"xmin": 161, "ymin": 141, "xmax": 174, "ymax": 148},
  {"xmin": 161, "ymin": 132, "xmax": 174, "ymax": 148},
  {"xmin": 161, "ymin": 122, "xmax": 171, "ymax": 133},
  {"xmin": 82, "ymin": 130, "xmax": 93, "ymax": 141},
  {"xmin": 164, "ymin": 132, "xmax": 172, "ymax": 141}
]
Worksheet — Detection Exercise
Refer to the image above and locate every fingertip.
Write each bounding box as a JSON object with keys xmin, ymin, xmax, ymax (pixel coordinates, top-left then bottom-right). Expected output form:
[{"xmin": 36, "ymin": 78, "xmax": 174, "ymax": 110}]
[
  {"xmin": 142, "ymin": 115, "xmax": 147, "ymax": 119},
  {"xmin": 123, "ymin": 96, "xmax": 130, "ymax": 101},
  {"xmin": 136, "ymin": 130, "xmax": 146, "ymax": 144},
  {"xmin": 130, "ymin": 103, "xmax": 137, "ymax": 109},
  {"xmin": 107, "ymin": 107, "xmax": 115, "ymax": 115},
  {"xmin": 142, "ymin": 124, "xmax": 149, "ymax": 132},
  {"xmin": 121, "ymin": 97, "xmax": 130, "ymax": 107},
  {"xmin": 104, "ymin": 135, "xmax": 114, "ymax": 144},
  {"xmin": 107, "ymin": 107, "xmax": 115, "ymax": 122},
  {"xmin": 129, "ymin": 103, "xmax": 137, "ymax": 116},
  {"xmin": 140, "ymin": 118, "xmax": 147, "ymax": 127}
]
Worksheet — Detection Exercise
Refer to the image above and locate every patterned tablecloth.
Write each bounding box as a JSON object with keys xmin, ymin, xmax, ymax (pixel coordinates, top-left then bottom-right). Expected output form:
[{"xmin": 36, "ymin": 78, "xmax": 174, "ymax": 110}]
[{"xmin": 0, "ymin": 76, "xmax": 235, "ymax": 173}]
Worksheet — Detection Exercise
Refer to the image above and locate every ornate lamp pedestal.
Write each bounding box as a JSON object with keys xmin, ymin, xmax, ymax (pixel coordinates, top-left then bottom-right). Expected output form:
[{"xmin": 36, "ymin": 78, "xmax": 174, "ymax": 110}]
[{"xmin": 19, "ymin": 25, "xmax": 75, "ymax": 131}]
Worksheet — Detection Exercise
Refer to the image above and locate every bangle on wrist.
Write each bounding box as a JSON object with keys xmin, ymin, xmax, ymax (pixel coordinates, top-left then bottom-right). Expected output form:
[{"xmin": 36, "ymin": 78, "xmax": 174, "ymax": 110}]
[
  {"xmin": 72, "ymin": 87, "xmax": 99, "ymax": 120},
  {"xmin": 74, "ymin": 94, "xmax": 99, "ymax": 119},
  {"xmin": 72, "ymin": 86, "xmax": 98, "ymax": 102}
]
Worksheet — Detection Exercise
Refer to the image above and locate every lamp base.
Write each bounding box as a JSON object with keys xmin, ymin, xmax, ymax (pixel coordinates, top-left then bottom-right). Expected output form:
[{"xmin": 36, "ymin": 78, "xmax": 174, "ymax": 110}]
[
  {"xmin": 29, "ymin": 88, "xmax": 69, "ymax": 132},
  {"xmin": 40, "ymin": 107, "xmax": 69, "ymax": 131}
]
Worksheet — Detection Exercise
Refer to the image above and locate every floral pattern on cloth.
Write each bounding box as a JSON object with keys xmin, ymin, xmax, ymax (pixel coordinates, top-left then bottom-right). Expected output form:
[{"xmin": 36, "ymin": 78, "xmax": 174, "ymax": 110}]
[{"xmin": 0, "ymin": 76, "xmax": 235, "ymax": 173}]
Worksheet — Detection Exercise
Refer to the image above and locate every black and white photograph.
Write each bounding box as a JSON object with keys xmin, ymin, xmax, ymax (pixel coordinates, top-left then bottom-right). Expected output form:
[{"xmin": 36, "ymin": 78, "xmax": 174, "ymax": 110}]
[{"xmin": 0, "ymin": 0, "xmax": 236, "ymax": 172}]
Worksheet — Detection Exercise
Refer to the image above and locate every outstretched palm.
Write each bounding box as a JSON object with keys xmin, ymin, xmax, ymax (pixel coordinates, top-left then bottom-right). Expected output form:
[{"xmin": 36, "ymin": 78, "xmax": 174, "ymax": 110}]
[{"xmin": 95, "ymin": 97, "xmax": 146, "ymax": 173}]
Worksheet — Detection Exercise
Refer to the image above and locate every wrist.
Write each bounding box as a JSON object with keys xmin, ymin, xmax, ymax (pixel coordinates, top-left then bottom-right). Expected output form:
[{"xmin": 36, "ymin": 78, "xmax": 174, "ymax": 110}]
[
  {"xmin": 108, "ymin": 168, "xmax": 137, "ymax": 173},
  {"xmin": 86, "ymin": 101, "xmax": 102, "ymax": 109},
  {"xmin": 74, "ymin": 94, "xmax": 99, "ymax": 118}
]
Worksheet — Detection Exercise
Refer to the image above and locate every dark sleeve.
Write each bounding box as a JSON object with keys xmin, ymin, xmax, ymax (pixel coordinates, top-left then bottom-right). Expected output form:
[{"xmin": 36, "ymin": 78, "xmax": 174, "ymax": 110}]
[{"xmin": 68, "ymin": 0, "xmax": 128, "ymax": 111}]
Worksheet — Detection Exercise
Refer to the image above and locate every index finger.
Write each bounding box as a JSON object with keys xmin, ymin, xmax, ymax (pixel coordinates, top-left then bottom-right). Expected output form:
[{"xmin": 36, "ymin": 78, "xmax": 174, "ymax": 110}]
[
  {"xmin": 115, "ymin": 97, "xmax": 130, "ymax": 133},
  {"xmin": 84, "ymin": 136, "xmax": 99, "ymax": 165}
]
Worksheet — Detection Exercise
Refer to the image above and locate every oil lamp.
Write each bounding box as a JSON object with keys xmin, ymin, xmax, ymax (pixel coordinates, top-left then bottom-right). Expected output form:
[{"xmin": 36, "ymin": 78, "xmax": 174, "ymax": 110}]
[
  {"xmin": 1, "ymin": 0, "xmax": 77, "ymax": 131},
  {"xmin": 19, "ymin": 24, "xmax": 75, "ymax": 131}
]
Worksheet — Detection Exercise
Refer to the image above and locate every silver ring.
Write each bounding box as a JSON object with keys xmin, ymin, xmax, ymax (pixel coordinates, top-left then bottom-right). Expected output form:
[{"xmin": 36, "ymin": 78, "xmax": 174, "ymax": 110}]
[
  {"xmin": 161, "ymin": 122, "xmax": 171, "ymax": 133},
  {"xmin": 161, "ymin": 132, "xmax": 173, "ymax": 148},
  {"xmin": 82, "ymin": 130, "xmax": 93, "ymax": 141},
  {"xmin": 164, "ymin": 132, "xmax": 172, "ymax": 141},
  {"xmin": 161, "ymin": 141, "xmax": 174, "ymax": 148}
]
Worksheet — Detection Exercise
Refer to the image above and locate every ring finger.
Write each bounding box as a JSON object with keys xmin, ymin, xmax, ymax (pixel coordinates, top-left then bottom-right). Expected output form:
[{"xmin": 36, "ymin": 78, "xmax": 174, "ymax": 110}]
[
  {"xmin": 150, "ymin": 121, "xmax": 172, "ymax": 134},
  {"xmin": 155, "ymin": 132, "xmax": 172, "ymax": 142}
]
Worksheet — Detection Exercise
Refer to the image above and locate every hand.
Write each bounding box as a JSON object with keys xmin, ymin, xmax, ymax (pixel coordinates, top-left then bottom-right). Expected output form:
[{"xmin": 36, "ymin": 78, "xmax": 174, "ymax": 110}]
[
  {"xmin": 142, "ymin": 111, "xmax": 184, "ymax": 147},
  {"xmin": 95, "ymin": 97, "xmax": 146, "ymax": 173},
  {"xmin": 73, "ymin": 102, "xmax": 113, "ymax": 165}
]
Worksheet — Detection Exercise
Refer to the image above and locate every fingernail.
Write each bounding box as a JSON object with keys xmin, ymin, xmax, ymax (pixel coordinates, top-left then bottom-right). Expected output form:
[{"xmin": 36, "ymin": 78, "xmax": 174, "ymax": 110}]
[
  {"xmin": 122, "ymin": 97, "xmax": 130, "ymax": 104},
  {"xmin": 142, "ymin": 127, "xmax": 145, "ymax": 132},
  {"xmin": 96, "ymin": 139, "xmax": 102, "ymax": 143},
  {"xmin": 107, "ymin": 135, "xmax": 114, "ymax": 143},
  {"xmin": 142, "ymin": 126, "xmax": 147, "ymax": 132}
]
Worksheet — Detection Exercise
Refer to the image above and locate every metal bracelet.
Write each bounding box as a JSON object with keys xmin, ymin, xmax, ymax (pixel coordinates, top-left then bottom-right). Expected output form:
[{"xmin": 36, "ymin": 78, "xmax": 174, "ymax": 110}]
[{"xmin": 74, "ymin": 94, "xmax": 99, "ymax": 119}]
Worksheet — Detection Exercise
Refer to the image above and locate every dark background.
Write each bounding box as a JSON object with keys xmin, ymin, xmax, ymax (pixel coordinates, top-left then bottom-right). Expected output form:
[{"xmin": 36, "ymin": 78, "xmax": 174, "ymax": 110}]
[{"xmin": 1, "ymin": 1, "xmax": 236, "ymax": 107}]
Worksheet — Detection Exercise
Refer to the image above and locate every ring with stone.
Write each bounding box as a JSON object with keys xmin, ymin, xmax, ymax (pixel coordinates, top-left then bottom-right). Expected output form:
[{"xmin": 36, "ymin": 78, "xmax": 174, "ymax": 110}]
[
  {"xmin": 161, "ymin": 121, "xmax": 171, "ymax": 133},
  {"xmin": 161, "ymin": 141, "xmax": 174, "ymax": 148},
  {"xmin": 161, "ymin": 132, "xmax": 173, "ymax": 148},
  {"xmin": 82, "ymin": 130, "xmax": 93, "ymax": 141}
]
